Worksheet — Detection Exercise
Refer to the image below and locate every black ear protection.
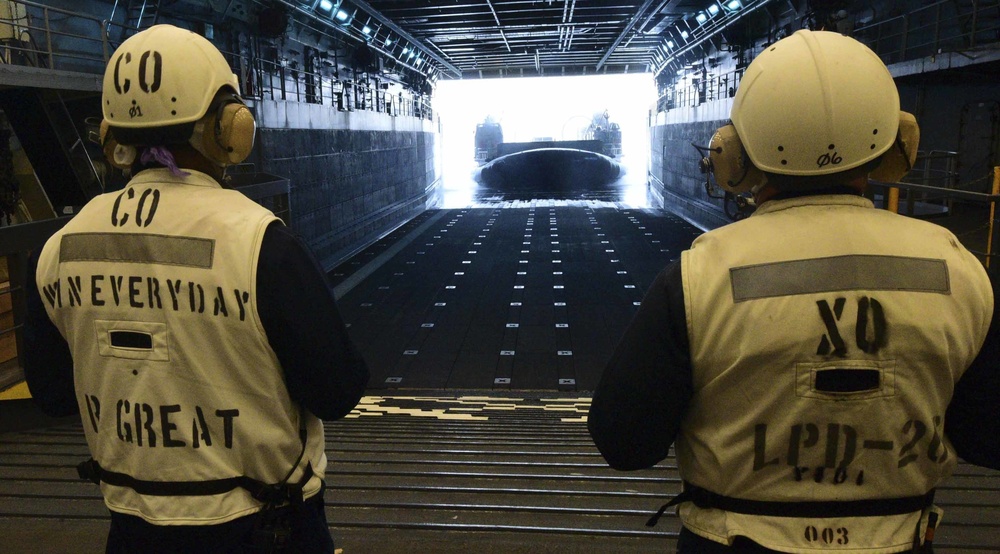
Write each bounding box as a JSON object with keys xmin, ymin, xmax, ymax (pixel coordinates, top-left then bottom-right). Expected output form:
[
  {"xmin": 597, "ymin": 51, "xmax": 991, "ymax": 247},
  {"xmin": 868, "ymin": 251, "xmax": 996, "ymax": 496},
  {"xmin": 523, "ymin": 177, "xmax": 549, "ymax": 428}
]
[
  {"xmin": 700, "ymin": 112, "xmax": 921, "ymax": 193},
  {"xmin": 190, "ymin": 92, "xmax": 256, "ymax": 166}
]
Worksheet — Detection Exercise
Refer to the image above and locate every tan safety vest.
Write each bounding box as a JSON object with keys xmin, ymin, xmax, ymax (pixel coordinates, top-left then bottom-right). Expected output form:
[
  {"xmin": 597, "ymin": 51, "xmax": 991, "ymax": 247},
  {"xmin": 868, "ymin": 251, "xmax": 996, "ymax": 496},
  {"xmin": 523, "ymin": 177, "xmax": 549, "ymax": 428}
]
[
  {"xmin": 35, "ymin": 169, "xmax": 327, "ymax": 525},
  {"xmin": 678, "ymin": 194, "xmax": 993, "ymax": 552}
]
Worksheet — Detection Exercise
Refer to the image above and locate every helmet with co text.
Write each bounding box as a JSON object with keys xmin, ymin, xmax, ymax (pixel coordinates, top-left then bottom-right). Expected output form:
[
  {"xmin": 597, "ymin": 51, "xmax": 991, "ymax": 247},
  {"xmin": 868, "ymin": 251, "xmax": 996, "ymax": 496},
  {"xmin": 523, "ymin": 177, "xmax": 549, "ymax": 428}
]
[{"xmin": 100, "ymin": 24, "xmax": 255, "ymax": 167}]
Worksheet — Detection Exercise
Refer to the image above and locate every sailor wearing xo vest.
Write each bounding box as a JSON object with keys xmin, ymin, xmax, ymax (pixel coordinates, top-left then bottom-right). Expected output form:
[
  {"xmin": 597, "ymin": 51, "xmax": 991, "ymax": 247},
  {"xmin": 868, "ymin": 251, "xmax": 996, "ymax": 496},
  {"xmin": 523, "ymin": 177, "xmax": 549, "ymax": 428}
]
[
  {"xmin": 588, "ymin": 30, "xmax": 999, "ymax": 553},
  {"xmin": 24, "ymin": 24, "xmax": 369, "ymax": 553}
]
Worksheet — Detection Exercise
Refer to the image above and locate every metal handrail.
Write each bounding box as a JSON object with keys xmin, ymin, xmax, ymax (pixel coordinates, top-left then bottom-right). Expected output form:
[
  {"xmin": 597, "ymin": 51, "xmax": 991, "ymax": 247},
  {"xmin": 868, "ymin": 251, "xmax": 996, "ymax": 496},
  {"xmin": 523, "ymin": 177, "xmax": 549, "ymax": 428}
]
[
  {"xmin": 0, "ymin": 1, "xmax": 434, "ymax": 121},
  {"xmin": 0, "ymin": 0, "xmax": 110, "ymax": 72},
  {"xmin": 656, "ymin": 1, "xmax": 1000, "ymax": 113},
  {"xmin": 853, "ymin": 0, "xmax": 1000, "ymax": 64},
  {"xmin": 870, "ymin": 166, "xmax": 1000, "ymax": 277}
]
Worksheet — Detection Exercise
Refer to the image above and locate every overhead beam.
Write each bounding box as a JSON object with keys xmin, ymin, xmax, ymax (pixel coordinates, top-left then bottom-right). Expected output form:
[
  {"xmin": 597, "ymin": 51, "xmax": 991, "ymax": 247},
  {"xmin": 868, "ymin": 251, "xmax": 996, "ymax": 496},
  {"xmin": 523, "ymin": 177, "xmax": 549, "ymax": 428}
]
[
  {"xmin": 596, "ymin": 0, "xmax": 658, "ymax": 70},
  {"xmin": 344, "ymin": 0, "xmax": 464, "ymax": 77},
  {"xmin": 485, "ymin": 0, "xmax": 512, "ymax": 52}
]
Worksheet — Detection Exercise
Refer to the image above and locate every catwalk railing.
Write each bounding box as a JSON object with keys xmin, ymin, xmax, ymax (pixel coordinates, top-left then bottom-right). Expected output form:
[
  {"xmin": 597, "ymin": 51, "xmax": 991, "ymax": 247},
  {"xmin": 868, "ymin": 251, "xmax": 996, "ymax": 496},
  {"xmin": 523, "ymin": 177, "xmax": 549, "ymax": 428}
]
[
  {"xmin": 0, "ymin": 0, "xmax": 433, "ymax": 120},
  {"xmin": 656, "ymin": 0, "xmax": 1000, "ymax": 112},
  {"xmin": 870, "ymin": 165, "xmax": 1000, "ymax": 278}
]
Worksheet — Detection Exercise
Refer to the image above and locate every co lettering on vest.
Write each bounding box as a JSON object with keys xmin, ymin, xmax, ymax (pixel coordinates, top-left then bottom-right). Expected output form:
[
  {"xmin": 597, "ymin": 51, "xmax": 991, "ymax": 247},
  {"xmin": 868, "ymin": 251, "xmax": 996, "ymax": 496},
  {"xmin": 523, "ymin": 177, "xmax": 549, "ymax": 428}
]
[
  {"xmin": 40, "ymin": 275, "xmax": 252, "ymax": 321},
  {"xmin": 111, "ymin": 187, "xmax": 160, "ymax": 227},
  {"xmin": 83, "ymin": 393, "xmax": 239, "ymax": 449},
  {"xmin": 752, "ymin": 416, "xmax": 949, "ymax": 485}
]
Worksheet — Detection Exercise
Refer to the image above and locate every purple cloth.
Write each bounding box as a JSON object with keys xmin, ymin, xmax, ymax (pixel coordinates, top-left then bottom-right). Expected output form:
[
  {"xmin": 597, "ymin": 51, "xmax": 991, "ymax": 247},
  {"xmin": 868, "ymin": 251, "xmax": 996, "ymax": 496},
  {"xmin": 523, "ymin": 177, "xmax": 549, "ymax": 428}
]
[{"xmin": 140, "ymin": 146, "xmax": 191, "ymax": 178}]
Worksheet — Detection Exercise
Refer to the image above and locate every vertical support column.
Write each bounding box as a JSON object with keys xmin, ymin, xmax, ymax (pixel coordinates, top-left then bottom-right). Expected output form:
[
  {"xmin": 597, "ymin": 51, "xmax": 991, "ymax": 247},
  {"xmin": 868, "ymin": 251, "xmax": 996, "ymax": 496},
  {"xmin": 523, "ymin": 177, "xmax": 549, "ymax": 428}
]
[
  {"xmin": 887, "ymin": 186, "xmax": 900, "ymax": 213},
  {"xmin": 987, "ymin": 166, "xmax": 999, "ymax": 277}
]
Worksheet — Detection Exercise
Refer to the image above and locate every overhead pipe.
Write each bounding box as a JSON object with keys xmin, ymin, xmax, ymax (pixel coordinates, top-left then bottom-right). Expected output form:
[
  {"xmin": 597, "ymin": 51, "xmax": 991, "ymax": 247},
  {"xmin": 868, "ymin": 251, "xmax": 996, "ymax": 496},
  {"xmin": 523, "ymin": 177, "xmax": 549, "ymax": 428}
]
[
  {"xmin": 596, "ymin": 0, "xmax": 658, "ymax": 70},
  {"xmin": 485, "ymin": 0, "xmax": 512, "ymax": 52},
  {"xmin": 344, "ymin": 0, "xmax": 463, "ymax": 77},
  {"xmin": 272, "ymin": 0, "xmax": 459, "ymax": 78},
  {"xmin": 652, "ymin": 0, "xmax": 774, "ymax": 78}
]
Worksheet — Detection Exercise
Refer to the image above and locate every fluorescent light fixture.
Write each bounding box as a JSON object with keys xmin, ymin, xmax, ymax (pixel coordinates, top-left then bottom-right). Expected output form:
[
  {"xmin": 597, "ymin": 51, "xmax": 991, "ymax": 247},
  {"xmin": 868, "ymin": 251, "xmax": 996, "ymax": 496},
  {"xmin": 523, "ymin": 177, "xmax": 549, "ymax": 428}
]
[
  {"xmin": 408, "ymin": 51, "xmax": 415, "ymax": 58},
  {"xmin": 362, "ymin": 25, "xmax": 371, "ymax": 35},
  {"xmin": 726, "ymin": 0, "xmax": 742, "ymax": 9},
  {"xmin": 385, "ymin": 37, "xmax": 393, "ymax": 45},
  {"xmin": 708, "ymin": 4, "xmax": 719, "ymax": 15},
  {"xmin": 667, "ymin": 40, "xmax": 675, "ymax": 48},
  {"xmin": 696, "ymin": 13, "xmax": 707, "ymax": 23},
  {"xmin": 402, "ymin": 47, "xmax": 409, "ymax": 54},
  {"xmin": 680, "ymin": 30, "xmax": 689, "ymax": 39},
  {"xmin": 335, "ymin": 9, "xmax": 349, "ymax": 21},
  {"xmin": 318, "ymin": 0, "xmax": 333, "ymax": 11}
]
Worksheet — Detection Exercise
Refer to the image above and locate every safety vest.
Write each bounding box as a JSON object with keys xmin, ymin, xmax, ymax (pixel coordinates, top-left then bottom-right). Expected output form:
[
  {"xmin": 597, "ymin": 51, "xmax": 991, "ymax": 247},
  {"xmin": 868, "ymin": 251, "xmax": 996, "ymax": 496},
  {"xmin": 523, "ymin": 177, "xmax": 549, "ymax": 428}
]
[
  {"xmin": 35, "ymin": 169, "xmax": 327, "ymax": 525},
  {"xmin": 677, "ymin": 194, "xmax": 993, "ymax": 552}
]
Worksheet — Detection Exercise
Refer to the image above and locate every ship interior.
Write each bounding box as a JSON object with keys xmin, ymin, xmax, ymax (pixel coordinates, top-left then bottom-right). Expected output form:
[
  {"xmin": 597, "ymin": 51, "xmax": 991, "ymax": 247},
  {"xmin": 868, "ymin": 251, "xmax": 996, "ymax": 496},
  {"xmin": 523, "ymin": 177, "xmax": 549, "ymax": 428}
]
[{"xmin": 1, "ymin": 1, "xmax": 999, "ymax": 551}]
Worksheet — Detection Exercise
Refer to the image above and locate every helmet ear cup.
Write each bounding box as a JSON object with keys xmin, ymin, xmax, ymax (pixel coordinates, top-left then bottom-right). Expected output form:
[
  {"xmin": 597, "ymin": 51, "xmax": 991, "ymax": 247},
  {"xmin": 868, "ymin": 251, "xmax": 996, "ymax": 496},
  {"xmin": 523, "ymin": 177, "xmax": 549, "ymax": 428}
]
[
  {"xmin": 100, "ymin": 119, "xmax": 136, "ymax": 170},
  {"xmin": 192, "ymin": 95, "xmax": 256, "ymax": 165},
  {"xmin": 709, "ymin": 124, "xmax": 767, "ymax": 193},
  {"xmin": 870, "ymin": 111, "xmax": 920, "ymax": 183}
]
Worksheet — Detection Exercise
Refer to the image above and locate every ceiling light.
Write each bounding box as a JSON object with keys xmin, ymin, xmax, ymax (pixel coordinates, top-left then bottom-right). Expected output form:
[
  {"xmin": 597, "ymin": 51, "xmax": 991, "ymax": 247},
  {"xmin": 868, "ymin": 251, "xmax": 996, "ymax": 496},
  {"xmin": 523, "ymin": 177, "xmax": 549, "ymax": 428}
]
[
  {"xmin": 318, "ymin": 0, "xmax": 333, "ymax": 11},
  {"xmin": 680, "ymin": 30, "xmax": 689, "ymax": 39},
  {"xmin": 726, "ymin": 0, "xmax": 742, "ymax": 10},
  {"xmin": 335, "ymin": 9, "xmax": 349, "ymax": 21},
  {"xmin": 667, "ymin": 40, "xmax": 675, "ymax": 48},
  {"xmin": 696, "ymin": 13, "xmax": 707, "ymax": 24},
  {"xmin": 362, "ymin": 25, "xmax": 371, "ymax": 35},
  {"xmin": 707, "ymin": 4, "xmax": 720, "ymax": 15}
]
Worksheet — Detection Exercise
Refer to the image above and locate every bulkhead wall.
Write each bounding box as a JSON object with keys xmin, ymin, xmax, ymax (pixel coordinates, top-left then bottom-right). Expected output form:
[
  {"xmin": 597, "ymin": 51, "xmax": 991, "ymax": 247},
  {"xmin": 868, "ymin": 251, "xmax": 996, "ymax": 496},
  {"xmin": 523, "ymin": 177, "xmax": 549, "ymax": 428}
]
[
  {"xmin": 249, "ymin": 100, "xmax": 439, "ymax": 270},
  {"xmin": 648, "ymin": 100, "xmax": 735, "ymax": 231},
  {"xmin": 649, "ymin": 119, "xmax": 731, "ymax": 231}
]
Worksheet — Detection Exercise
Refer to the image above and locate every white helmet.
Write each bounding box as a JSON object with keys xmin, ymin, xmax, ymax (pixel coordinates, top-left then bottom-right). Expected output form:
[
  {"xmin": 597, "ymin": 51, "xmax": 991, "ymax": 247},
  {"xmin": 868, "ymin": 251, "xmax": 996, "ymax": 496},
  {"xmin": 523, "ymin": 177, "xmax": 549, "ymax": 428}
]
[
  {"xmin": 102, "ymin": 24, "xmax": 240, "ymax": 135},
  {"xmin": 731, "ymin": 30, "xmax": 900, "ymax": 177}
]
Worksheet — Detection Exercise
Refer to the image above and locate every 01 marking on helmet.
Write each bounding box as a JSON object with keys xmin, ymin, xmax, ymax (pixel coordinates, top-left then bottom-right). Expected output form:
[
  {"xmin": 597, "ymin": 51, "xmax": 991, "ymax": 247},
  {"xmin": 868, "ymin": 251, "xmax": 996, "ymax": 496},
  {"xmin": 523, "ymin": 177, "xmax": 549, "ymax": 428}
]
[
  {"xmin": 816, "ymin": 151, "xmax": 843, "ymax": 168},
  {"xmin": 113, "ymin": 50, "xmax": 164, "ymax": 118}
]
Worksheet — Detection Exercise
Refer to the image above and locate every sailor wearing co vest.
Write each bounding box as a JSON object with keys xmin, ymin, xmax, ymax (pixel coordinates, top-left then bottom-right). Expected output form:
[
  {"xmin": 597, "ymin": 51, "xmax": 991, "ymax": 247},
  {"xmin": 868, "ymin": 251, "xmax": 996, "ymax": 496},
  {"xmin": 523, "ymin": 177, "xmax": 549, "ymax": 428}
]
[
  {"xmin": 588, "ymin": 30, "xmax": 999, "ymax": 553},
  {"xmin": 25, "ymin": 24, "xmax": 368, "ymax": 552}
]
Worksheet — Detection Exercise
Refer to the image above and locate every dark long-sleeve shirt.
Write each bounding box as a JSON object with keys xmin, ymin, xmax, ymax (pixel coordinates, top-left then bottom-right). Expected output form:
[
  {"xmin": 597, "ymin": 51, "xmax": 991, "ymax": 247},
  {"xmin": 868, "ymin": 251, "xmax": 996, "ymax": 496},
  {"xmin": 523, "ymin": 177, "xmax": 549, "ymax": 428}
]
[
  {"xmin": 23, "ymin": 222, "xmax": 369, "ymax": 421},
  {"xmin": 588, "ymin": 258, "xmax": 1000, "ymax": 472}
]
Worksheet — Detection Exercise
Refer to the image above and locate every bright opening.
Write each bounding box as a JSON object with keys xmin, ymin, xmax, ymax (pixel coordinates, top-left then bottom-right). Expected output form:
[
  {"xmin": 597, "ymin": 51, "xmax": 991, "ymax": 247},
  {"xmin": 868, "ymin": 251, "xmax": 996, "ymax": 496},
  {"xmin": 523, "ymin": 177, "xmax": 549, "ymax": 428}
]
[{"xmin": 434, "ymin": 73, "xmax": 658, "ymax": 208}]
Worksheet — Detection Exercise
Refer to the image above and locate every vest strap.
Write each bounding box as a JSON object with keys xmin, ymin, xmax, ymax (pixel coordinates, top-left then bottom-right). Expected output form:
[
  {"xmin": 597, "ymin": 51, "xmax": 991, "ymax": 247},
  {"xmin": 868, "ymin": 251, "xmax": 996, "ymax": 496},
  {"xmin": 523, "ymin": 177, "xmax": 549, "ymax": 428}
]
[
  {"xmin": 77, "ymin": 458, "xmax": 313, "ymax": 505},
  {"xmin": 646, "ymin": 481, "xmax": 935, "ymax": 527}
]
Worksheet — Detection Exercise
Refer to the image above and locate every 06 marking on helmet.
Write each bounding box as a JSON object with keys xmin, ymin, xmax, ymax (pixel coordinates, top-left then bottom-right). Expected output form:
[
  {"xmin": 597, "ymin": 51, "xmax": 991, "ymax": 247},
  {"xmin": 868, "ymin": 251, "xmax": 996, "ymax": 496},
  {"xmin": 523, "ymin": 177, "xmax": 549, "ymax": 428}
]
[{"xmin": 816, "ymin": 151, "xmax": 843, "ymax": 168}]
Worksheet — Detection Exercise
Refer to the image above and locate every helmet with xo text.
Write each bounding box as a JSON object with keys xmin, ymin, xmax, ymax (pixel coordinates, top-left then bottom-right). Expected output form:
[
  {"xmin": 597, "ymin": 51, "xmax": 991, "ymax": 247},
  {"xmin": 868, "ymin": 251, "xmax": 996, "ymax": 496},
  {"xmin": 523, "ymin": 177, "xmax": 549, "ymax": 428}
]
[
  {"xmin": 99, "ymin": 24, "xmax": 255, "ymax": 170},
  {"xmin": 705, "ymin": 30, "xmax": 920, "ymax": 193}
]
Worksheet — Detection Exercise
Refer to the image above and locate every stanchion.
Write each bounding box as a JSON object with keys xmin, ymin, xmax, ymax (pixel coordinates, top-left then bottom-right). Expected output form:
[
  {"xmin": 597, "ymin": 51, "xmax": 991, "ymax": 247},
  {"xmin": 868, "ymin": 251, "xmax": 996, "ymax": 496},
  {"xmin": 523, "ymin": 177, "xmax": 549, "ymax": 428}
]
[
  {"xmin": 887, "ymin": 186, "xmax": 900, "ymax": 213},
  {"xmin": 987, "ymin": 166, "xmax": 999, "ymax": 275}
]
